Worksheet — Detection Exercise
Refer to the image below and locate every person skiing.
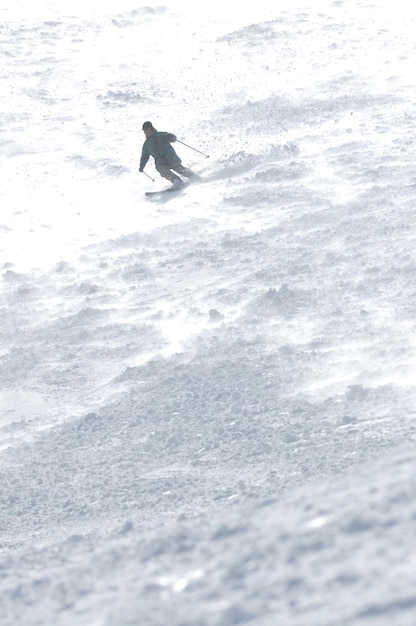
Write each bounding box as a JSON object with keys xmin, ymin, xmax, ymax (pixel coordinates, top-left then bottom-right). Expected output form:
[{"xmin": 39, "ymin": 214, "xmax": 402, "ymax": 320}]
[{"xmin": 139, "ymin": 121, "xmax": 198, "ymax": 188}]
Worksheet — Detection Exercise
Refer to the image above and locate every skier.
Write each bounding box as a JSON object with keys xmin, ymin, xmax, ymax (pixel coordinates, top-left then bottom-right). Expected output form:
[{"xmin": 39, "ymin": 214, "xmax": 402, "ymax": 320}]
[{"xmin": 139, "ymin": 121, "xmax": 198, "ymax": 188}]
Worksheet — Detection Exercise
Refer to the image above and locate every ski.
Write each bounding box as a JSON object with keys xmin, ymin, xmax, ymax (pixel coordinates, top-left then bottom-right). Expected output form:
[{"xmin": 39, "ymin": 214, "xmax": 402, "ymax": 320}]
[
  {"xmin": 145, "ymin": 183, "xmax": 189, "ymax": 197},
  {"xmin": 145, "ymin": 188, "xmax": 181, "ymax": 197}
]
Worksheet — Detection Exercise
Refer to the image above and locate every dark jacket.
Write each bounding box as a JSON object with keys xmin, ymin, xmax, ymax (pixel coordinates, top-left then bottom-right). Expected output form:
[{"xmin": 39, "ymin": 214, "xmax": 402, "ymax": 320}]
[{"xmin": 140, "ymin": 128, "xmax": 180, "ymax": 170}]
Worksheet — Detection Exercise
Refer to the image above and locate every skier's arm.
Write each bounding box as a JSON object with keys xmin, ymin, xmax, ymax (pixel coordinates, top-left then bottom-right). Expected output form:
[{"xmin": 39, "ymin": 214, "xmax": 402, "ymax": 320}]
[{"xmin": 139, "ymin": 146, "xmax": 149, "ymax": 171}]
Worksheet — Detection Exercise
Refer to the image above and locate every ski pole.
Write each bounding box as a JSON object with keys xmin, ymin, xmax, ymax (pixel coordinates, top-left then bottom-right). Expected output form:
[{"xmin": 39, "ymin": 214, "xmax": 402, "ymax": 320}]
[
  {"xmin": 176, "ymin": 140, "xmax": 210, "ymax": 158},
  {"xmin": 141, "ymin": 170, "xmax": 155, "ymax": 182}
]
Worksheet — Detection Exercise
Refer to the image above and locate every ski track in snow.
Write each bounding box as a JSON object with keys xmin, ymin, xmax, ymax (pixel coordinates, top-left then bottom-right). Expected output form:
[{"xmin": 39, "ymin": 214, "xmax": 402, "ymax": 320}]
[{"xmin": 1, "ymin": 1, "xmax": 416, "ymax": 625}]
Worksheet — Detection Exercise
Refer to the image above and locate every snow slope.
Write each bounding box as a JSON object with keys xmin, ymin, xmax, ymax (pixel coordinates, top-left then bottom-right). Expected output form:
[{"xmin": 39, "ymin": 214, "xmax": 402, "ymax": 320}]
[{"xmin": 1, "ymin": 1, "xmax": 416, "ymax": 625}]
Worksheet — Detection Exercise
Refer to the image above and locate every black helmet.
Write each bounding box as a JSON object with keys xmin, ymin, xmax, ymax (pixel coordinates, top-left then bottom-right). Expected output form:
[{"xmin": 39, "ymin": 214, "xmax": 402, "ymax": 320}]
[{"xmin": 142, "ymin": 121, "xmax": 153, "ymax": 130}]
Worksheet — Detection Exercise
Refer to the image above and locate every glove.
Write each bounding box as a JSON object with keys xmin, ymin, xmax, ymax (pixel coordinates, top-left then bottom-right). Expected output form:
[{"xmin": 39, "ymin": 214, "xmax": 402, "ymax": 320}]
[{"xmin": 139, "ymin": 167, "xmax": 143, "ymax": 172}]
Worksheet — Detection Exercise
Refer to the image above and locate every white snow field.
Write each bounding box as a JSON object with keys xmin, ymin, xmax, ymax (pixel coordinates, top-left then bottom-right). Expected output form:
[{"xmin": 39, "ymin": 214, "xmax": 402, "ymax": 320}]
[{"xmin": 1, "ymin": 1, "xmax": 416, "ymax": 624}]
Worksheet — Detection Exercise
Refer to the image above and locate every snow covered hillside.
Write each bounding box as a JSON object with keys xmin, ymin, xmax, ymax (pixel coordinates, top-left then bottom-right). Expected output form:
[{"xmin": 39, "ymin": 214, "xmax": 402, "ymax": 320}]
[{"xmin": 1, "ymin": 1, "xmax": 416, "ymax": 624}]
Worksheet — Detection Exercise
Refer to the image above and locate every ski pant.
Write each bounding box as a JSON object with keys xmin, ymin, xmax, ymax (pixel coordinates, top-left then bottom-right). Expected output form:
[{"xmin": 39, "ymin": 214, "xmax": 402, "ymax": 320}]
[{"xmin": 157, "ymin": 162, "xmax": 196, "ymax": 183}]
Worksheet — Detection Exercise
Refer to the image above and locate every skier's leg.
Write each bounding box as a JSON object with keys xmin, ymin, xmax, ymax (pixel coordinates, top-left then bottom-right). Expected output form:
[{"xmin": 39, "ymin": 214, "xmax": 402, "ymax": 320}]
[
  {"xmin": 171, "ymin": 163, "xmax": 199, "ymax": 179},
  {"xmin": 157, "ymin": 164, "xmax": 182, "ymax": 183}
]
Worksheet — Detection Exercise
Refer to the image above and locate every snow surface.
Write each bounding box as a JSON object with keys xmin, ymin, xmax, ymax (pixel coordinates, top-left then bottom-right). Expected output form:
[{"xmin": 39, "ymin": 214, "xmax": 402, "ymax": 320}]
[{"xmin": 2, "ymin": 1, "xmax": 416, "ymax": 624}]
